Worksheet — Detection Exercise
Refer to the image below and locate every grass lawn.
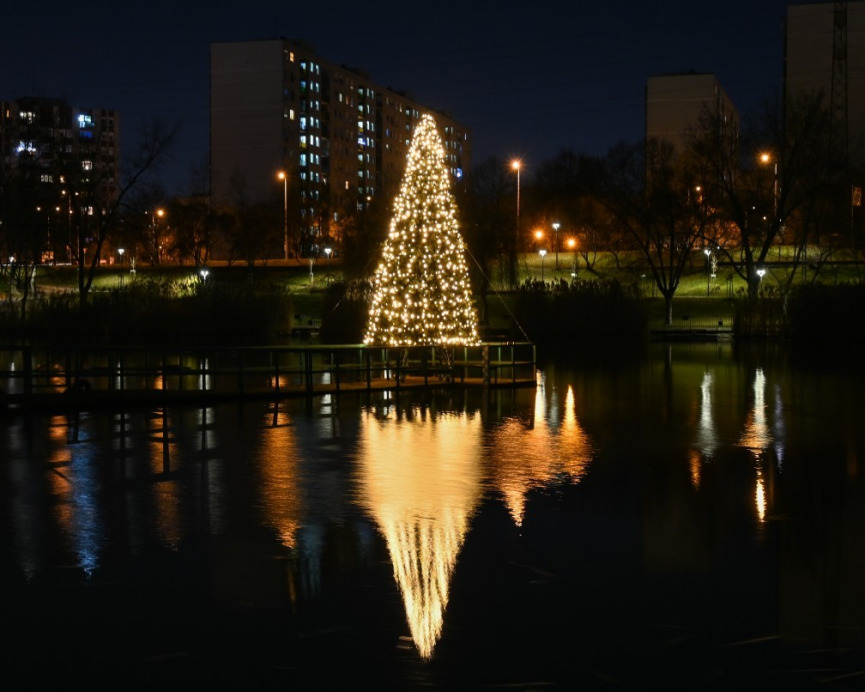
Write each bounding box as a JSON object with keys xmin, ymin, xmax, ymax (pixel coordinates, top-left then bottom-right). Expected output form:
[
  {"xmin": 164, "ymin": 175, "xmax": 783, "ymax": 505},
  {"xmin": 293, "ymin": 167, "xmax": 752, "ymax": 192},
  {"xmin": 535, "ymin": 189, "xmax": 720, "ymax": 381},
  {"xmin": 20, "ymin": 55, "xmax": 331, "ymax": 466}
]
[{"xmin": 13, "ymin": 249, "xmax": 863, "ymax": 334}]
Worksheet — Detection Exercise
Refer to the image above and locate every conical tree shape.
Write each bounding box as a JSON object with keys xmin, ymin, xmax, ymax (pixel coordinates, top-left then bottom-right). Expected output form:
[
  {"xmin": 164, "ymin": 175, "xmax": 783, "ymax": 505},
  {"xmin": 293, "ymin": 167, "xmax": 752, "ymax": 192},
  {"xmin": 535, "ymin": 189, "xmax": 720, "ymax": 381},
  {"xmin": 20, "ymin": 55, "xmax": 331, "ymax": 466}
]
[{"xmin": 364, "ymin": 114, "xmax": 479, "ymax": 347}]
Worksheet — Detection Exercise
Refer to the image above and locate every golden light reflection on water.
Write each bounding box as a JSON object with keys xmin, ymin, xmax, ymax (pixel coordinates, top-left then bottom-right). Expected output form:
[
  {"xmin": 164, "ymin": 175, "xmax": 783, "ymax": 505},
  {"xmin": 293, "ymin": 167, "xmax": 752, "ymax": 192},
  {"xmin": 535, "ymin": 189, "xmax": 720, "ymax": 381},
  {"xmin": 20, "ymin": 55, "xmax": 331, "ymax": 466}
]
[
  {"xmin": 355, "ymin": 406, "xmax": 483, "ymax": 659},
  {"xmin": 488, "ymin": 373, "xmax": 594, "ymax": 527},
  {"xmin": 258, "ymin": 415, "xmax": 303, "ymax": 549},
  {"xmin": 739, "ymin": 369, "xmax": 772, "ymax": 457}
]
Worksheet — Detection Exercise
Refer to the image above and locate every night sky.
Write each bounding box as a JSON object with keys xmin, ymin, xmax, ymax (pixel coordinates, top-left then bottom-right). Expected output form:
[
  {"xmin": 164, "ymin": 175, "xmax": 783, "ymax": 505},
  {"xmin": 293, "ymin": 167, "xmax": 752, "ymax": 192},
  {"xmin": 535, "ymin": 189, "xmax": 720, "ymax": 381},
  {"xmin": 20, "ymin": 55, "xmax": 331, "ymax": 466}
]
[{"xmin": 3, "ymin": 0, "xmax": 796, "ymax": 193}]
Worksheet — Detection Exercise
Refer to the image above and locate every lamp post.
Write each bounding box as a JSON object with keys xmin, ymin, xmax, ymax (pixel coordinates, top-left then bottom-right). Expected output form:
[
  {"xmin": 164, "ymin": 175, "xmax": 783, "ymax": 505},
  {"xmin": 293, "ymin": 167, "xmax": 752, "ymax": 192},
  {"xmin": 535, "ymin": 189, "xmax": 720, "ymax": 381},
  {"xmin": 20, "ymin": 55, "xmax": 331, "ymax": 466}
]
[
  {"xmin": 756, "ymin": 267, "xmax": 766, "ymax": 295},
  {"xmin": 760, "ymin": 152, "xmax": 781, "ymax": 257},
  {"xmin": 539, "ymin": 249, "xmax": 547, "ymax": 282},
  {"xmin": 152, "ymin": 208, "xmax": 165, "ymax": 265},
  {"xmin": 511, "ymin": 159, "xmax": 521, "ymax": 251},
  {"xmin": 277, "ymin": 171, "xmax": 288, "ymax": 261},
  {"xmin": 552, "ymin": 222, "xmax": 560, "ymax": 269},
  {"xmin": 759, "ymin": 153, "xmax": 779, "ymax": 220},
  {"xmin": 567, "ymin": 237, "xmax": 577, "ymax": 278},
  {"xmin": 118, "ymin": 248, "xmax": 125, "ymax": 288},
  {"xmin": 704, "ymin": 248, "xmax": 711, "ymax": 296}
]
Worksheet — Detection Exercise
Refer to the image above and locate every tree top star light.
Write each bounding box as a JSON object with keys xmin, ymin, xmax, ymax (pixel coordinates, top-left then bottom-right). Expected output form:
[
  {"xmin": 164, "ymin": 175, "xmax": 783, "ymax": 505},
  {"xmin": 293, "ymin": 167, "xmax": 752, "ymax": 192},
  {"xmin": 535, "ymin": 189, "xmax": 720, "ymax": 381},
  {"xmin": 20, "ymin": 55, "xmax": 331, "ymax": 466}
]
[{"xmin": 364, "ymin": 114, "xmax": 479, "ymax": 347}]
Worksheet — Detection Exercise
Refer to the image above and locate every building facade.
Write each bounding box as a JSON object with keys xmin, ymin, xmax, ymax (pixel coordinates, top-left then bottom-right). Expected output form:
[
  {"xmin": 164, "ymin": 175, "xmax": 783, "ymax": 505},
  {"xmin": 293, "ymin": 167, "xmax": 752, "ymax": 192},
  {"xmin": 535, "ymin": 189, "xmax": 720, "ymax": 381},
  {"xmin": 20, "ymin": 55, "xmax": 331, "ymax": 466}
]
[
  {"xmin": 0, "ymin": 97, "xmax": 120, "ymax": 263},
  {"xmin": 210, "ymin": 39, "xmax": 471, "ymax": 256},
  {"xmin": 645, "ymin": 73, "xmax": 739, "ymax": 157}
]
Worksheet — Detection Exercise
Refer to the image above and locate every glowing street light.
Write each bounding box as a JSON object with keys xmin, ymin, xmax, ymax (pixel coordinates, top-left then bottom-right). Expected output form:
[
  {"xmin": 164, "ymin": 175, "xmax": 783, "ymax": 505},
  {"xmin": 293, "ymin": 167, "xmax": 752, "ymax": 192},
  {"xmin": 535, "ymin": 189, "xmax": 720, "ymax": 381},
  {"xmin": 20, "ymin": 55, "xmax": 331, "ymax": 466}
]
[
  {"xmin": 704, "ymin": 247, "xmax": 712, "ymax": 296},
  {"xmin": 552, "ymin": 222, "xmax": 560, "ymax": 269},
  {"xmin": 324, "ymin": 246, "xmax": 332, "ymax": 260},
  {"xmin": 200, "ymin": 268, "xmax": 209, "ymax": 283},
  {"xmin": 539, "ymin": 249, "xmax": 547, "ymax": 281},
  {"xmin": 277, "ymin": 171, "xmax": 288, "ymax": 261},
  {"xmin": 118, "ymin": 247, "xmax": 125, "ymax": 288}
]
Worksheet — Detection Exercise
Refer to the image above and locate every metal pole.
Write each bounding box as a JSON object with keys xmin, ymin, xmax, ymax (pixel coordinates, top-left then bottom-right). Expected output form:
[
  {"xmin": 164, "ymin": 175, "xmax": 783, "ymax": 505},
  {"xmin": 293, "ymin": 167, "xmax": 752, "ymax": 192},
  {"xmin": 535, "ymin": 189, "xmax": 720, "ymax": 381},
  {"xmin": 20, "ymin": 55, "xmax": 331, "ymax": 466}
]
[{"xmin": 283, "ymin": 176, "xmax": 289, "ymax": 261}]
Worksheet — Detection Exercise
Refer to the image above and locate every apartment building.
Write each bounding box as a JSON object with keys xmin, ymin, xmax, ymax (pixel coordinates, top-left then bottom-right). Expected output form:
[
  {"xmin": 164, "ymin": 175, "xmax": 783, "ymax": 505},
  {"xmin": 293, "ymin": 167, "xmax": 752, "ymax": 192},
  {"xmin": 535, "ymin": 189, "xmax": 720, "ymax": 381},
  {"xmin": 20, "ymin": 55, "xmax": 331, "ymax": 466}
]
[
  {"xmin": 210, "ymin": 39, "xmax": 471, "ymax": 255},
  {"xmin": 1, "ymin": 96, "xmax": 119, "ymax": 192},
  {"xmin": 645, "ymin": 72, "xmax": 739, "ymax": 157},
  {"xmin": 0, "ymin": 96, "xmax": 120, "ymax": 262}
]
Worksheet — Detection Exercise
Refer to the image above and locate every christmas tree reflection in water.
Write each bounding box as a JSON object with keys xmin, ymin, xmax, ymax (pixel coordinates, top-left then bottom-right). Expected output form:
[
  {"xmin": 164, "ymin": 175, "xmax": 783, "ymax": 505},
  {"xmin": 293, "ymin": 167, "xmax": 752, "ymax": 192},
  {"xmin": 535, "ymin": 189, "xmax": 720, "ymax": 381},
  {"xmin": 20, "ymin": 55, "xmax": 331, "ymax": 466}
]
[
  {"xmin": 489, "ymin": 371, "xmax": 595, "ymax": 526},
  {"xmin": 355, "ymin": 405, "xmax": 483, "ymax": 659}
]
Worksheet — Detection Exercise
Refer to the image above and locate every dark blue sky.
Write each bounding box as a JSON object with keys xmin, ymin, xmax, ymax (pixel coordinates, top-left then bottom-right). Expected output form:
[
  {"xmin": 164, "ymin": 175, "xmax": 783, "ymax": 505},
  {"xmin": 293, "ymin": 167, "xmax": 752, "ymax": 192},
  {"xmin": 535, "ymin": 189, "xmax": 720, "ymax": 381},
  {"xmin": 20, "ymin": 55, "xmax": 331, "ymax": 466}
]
[{"xmin": 2, "ymin": 1, "xmax": 795, "ymax": 193}]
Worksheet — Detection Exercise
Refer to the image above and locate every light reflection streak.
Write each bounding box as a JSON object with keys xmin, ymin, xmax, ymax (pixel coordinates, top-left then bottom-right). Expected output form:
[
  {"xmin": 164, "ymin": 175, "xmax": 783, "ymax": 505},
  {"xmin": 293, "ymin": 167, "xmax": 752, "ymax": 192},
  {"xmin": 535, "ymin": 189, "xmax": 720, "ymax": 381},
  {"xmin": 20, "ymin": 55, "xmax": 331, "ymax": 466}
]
[
  {"xmin": 488, "ymin": 373, "xmax": 594, "ymax": 527},
  {"xmin": 756, "ymin": 469, "xmax": 766, "ymax": 522},
  {"xmin": 355, "ymin": 405, "xmax": 483, "ymax": 659},
  {"xmin": 695, "ymin": 372, "xmax": 718, "ymax": 461},
  {"xmin": 739, "ymin": 369, "xmax": 773, "ymax": 524},
  {"xmin": 689, "ymin": 449, "xmax": 702, "ymax": 489},
  {"xmin": 47, "ymin": 415, "xmax": 103, "ymax": 576},
  {"xmin": 258, "ymin": 415, "xmax": 303, "ymax": 549},
  {"xmin": 147, "ymin": 408, "xmax": 181, "ymax": 548}
]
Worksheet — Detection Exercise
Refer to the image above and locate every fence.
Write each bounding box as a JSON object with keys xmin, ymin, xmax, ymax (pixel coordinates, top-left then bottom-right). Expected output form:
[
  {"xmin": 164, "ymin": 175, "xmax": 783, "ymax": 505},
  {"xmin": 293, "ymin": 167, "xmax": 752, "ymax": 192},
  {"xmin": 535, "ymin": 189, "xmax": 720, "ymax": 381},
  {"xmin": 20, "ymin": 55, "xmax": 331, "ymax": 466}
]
[{"xmin": 0, "ymin": 342, "xmax": 537, "ymax": 413}]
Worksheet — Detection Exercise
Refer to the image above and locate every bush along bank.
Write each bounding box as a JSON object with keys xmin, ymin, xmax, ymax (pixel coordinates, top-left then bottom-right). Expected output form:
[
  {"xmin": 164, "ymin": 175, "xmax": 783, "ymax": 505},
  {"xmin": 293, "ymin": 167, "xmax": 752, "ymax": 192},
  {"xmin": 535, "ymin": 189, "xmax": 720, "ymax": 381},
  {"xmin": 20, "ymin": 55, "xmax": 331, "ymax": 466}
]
[
  {"xmin": 734, "ymin": 283, "xmax": 865, "ymax": 346},
  {"xmin": 512, "ymin": 278, "xmax": 648, "ymax": 355},
  {"xmin": 0, "ymin": 280, "xmax": 295, "ymax": 346}
]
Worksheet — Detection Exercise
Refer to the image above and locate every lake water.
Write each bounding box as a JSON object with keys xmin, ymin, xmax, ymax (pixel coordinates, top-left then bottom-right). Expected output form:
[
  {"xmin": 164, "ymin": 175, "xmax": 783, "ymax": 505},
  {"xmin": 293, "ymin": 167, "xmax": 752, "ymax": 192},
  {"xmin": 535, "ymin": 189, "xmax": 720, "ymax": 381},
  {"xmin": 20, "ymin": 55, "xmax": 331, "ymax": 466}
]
[{"xmin": 2, "ymin": 342, "xmax": 865, "ymax": 689}]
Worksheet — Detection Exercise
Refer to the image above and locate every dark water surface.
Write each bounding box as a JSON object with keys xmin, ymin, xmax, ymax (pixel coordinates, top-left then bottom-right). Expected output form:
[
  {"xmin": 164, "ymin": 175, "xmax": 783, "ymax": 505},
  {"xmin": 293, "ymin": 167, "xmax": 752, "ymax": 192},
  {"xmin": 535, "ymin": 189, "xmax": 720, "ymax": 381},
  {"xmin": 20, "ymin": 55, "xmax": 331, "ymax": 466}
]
[{"xmin": 2, "ymin": 342, "xmax": 865, "ymax": 689}]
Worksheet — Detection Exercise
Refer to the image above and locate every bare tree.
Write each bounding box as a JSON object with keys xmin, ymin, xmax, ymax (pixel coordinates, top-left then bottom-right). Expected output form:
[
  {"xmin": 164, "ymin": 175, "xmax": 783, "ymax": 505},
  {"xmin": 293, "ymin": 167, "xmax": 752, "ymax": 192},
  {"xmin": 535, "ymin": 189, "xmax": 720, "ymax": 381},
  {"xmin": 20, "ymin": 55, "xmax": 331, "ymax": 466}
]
[
  {"xmin": 688, "ymin": 92, "xmax": 839, "ymax": 298},
  {"xmin": 597, "ymin": 139, "xmax": 713, "ymax": 325},
  {"xmin": 56, "ymin": 119, "xmax": 179, "ymax": 304}
]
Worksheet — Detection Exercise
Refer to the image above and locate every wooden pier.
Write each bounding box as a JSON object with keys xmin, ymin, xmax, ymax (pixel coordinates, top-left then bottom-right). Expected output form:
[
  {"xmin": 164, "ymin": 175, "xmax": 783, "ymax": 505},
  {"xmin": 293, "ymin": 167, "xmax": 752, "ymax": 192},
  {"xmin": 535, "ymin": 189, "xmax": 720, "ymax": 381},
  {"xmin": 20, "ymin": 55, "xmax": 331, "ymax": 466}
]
[{"xmin": 0, "ymin": 342, "xmax": 536, "ymax": 414}]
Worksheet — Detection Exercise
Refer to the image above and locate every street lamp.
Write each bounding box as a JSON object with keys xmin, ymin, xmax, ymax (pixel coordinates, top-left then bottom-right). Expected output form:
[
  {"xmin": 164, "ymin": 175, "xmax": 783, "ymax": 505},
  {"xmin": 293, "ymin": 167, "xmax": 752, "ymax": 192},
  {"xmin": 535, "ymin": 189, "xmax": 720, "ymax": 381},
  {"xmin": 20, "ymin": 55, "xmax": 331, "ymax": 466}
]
[
  {"xmin": 759, "ymin": 152, "xmax": 779, "ymax": 218},
  {"xmin": 759, "ymin": 152, "xmax": 781, "ymax": 259},
  {"xmin": 756, "ymin": 267, "xmax": 766, "ymax": 294},
  {"xmin": 552, "ymin": 222, "xmax": 560, "ymax": 269},
  {"xmin": 539, "ymin": 249, "xmax": 547, "ymax": 282},
  {"xmin": 511, "ymin": 159, "xmax": 521, "ymax": 249},
  {"xmin": 567, "ymin": 237, "xmax": 577, "ymax": 278},
  {"xmin": 118, "ymin": 248, "xmax": 125, "ymax": 288},
  {"xmin": 152, "ymin": 208, "xmax": 165, "ymax": 265},
  {"xmin": 200, "ymin": 268, "xmax": 209, "ymax": 283},
  {"xmin": 324, "ymin": 246, "xmax": 332, "ymax": 260},
  {"xmin": 534, "ymin": 229, "xmax": 543, "ymax": 247},
  {"xmin": 704, "ymin": 248, "xmax": 711, "ymax": 296},
  {"xmin": 277, "ymin": 171, "xmax": 288, "ymax": 261}
]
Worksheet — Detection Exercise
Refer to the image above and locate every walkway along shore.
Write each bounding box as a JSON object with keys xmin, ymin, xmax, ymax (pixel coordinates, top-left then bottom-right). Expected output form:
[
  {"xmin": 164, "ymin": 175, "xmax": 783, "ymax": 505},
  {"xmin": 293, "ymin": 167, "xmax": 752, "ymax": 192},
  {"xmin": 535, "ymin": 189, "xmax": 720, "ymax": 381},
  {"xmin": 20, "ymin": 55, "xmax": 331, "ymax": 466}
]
[{"xmin": 0, "ymin": 342, "xmax": 537, "ymax": 415}]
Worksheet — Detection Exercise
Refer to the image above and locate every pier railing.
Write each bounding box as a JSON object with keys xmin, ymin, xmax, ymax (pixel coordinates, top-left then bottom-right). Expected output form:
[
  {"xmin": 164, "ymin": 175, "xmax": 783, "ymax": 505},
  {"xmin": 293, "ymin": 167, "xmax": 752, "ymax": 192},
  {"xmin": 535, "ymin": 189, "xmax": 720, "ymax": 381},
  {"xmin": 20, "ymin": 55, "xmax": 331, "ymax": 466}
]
[{"xmin": 0, "ymin": 342, "xmax": 536, "ymax": 412}]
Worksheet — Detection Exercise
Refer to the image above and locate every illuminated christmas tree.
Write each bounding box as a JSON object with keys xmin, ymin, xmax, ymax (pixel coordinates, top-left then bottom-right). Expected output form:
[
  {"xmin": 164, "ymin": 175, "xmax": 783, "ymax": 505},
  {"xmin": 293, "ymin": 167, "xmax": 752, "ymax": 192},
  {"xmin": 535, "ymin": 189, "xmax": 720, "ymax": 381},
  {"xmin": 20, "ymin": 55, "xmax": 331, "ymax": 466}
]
[{"xmin": 364, "ymin": 114, "xmax": 479, "ymax": 347}]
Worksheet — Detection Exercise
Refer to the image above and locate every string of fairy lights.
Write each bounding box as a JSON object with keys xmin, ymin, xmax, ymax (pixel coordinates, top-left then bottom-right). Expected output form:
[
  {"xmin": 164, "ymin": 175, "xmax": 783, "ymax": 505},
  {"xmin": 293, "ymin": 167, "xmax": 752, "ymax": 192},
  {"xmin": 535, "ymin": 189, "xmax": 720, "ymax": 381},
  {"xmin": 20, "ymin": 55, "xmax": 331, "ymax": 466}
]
[{"xmin": 364, "ymin": 113, "xmax": 479, "ymax": 347}]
